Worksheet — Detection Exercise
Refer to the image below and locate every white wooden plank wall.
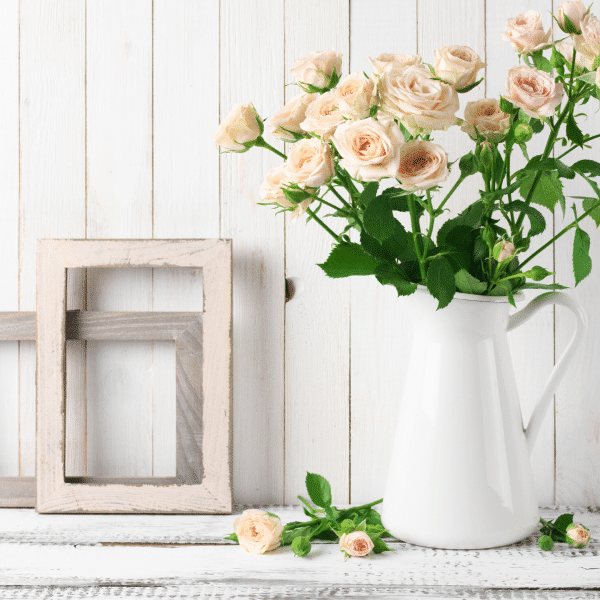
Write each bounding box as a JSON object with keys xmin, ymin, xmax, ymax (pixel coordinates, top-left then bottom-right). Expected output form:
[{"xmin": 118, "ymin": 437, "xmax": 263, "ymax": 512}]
[{"xmin": 0, "ymin": 0, "xmax": 599, "ymax": 506}]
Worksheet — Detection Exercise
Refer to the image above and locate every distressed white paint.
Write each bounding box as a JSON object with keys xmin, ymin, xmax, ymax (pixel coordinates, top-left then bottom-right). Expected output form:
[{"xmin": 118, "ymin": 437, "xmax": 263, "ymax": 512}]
[
  {"xmin": 0, "ymin": 507, "xmax": 598, "ymax": 595},
  {"xmin": 1, "ymin": 0, "xmax": 600, "ymax": 506}
]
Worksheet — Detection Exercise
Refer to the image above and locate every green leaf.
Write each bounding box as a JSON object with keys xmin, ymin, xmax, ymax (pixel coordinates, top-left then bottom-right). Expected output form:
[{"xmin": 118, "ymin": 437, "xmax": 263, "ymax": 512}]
[
  {"xmin": 305, "ymin": 472, "xmax": 332, "ymax": 509},
  {"xmin": 573, "ymin": 227, "xmax": 592, "ymax": 286},
  {"xmin": 363, "ymin": 196, "xmax": 398, "ymax": 241},
  {"xmin": 374, "ymin": 262, "xmax": 418, "ymax": 296},
  {"xmin": 553, "ymin": 513, "xmax": 574, "ymax": 533},
  {"xmin": 360, "ymin": 182, "xmax": 379, "ymax": 207},
  {"xmin": 291, "ymin": 536, "xmax": 312, "ymax": 557},
  {"xmin": 531, "ymin": 51, "xmax": 552, "ymax": 73},
  {"xmin": 582, "ymin": 197, "xmax": 600, "ymax": 227},
  {"xmin": 282, "ymin": 185, "xmax": 311, "ymax": 205},
  {"xmin": 360, "ymin": 230, "xmax": 393, "ymax": 262},
  {"xmin": 521, "ymin": 282, "xmax": 568, "ymax": 290},
  {"xmin": 454, "ymin": 269, "xmax": 487, "ymax": 294},
  {"xmin": 381, "ymin": 221, "xmax": 410, "ymax": 259},
  {"xmin": 522, "ymin": 266, "xmax": 553, "ymax": 281},
  {"xmin": 427, "ymin": 256, "xmax": 456, "ymax": 310},
  {"xmin": 572, "ymin": 159, "xmax": 600, "ymax": 177},
  {"xmin": 372, "ymin": 537, "xmax": 393, "ymax": 554},
  {"xmin": 318, "ymin": 243, "xmax": 378, "ymax": 278},
  {"xmin": 355, "ymin": 519, "xmax": 367, "ymax": 532},
  {"xmin": 524, "ymin": 156, "xmax": 575, "ymax": 179},
  {"xmin": 282, "ymin": 526, "xmax": 313, "ymax": 546},
  {"xmin": 224, "ymin": 533, "xmax": 239, "ymax": 543},
  {"xmin": 519, "ymin": 172, "xmax": 564, "ymax": 214},
  {"xmin": 499, "ymin": 95, "xmax": 514, "ymax": 113},
  {"xmin": 505, "ymin": 200, "xmax": 546, "ymax": 237},
  {"xmin": 566, "ymin": 113, "xmax": 585, "ymax": 147},
  {"xmin": 531, "ymin": 118, "xmax": 544, "ymax": 134},
  {"xmin": 456, "ymin": 77, "xmax": 484, "ymax": 93},
  {"xmin": 562, "ymin": 13, "xmax": 582, "ymax": 34}
]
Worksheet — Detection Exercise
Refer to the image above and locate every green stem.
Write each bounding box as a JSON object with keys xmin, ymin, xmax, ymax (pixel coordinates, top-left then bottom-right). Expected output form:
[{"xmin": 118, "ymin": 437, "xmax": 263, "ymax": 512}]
[
  {"xmin": 514, "ymin": 103, "xmax": 571, "ymax": 230},
  {"xmin": 556, "ymin": 133, "xmax": 600, "ymax": 160},
  {"xmin": 408, "ymin": 196, "xmax": 426, "ymax": 281},
  {"xmin": 305, "ymin": 207, "xmax": 340, "ymax": 242},
  {"xmin": 423, "ymin": 192, "xmax": 436, "ymax": 260},
  {"xmin": 518, "ymin": 197, "xmax": 600, "ymax": 271},
  {"xmin": 328, "ymin": 185, "xmax": 364, "ymax": 227},
  {"xmin": 253, "ymin": 136, "xmax": 287, "ymax": 159},
  {"xmin": 437, "ymin": 175, "xmax": 466, "ymax": 214}
]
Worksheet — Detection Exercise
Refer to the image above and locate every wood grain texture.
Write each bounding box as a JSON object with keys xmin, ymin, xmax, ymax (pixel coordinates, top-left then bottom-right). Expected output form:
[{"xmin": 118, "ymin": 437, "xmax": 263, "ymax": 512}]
[
  {"xmin": 0, "ymin": 0, "xmax": 19, "ymax": 480},
  {"xmin": 36, "ymin": 240, "xmax": 232, "ymax": 514},
  {"xmin": 0, "ymin": 478, "xmax": 35, "ymax": 508},
  {"xmin": 220, "ymin": 0, "xmax": 286, "ymax": 505},
  {"xmin": 19, "ymin": 0, "xmax": 86, "ymax": 482},
  {"xmin": 552, "ymin": 4, "xmax": 600, "ymax": 506},
  {"xmin": 153, "ymin": 0, "xmax": 217, "ymax": 478},
  {"xmin": 486, "ymin": 0, "xmax": 556, "ymax": 505},
  {"xmin": 86, "ymin": 0, "xmax": 154, "ymax": 478},
  {"xmin": 348, "ymin": 0, "xmax": 418, "ymax": 505},
  {"xmin": 284, "ymin": 0, "xmax": 351, "ymax": 506}
]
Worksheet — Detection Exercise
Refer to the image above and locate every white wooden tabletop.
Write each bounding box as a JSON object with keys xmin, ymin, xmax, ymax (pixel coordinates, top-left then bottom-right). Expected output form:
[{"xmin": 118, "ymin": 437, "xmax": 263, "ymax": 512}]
[{"xmin": 0, "ymin": 506, "xmax": 599, "ymax": 598}]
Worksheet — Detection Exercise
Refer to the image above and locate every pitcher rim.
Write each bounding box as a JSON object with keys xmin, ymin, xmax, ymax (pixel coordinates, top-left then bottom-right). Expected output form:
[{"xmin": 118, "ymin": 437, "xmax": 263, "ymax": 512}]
[{"xmin": 415, "ymin": 285, "xmax": 525, "ymax": 304}]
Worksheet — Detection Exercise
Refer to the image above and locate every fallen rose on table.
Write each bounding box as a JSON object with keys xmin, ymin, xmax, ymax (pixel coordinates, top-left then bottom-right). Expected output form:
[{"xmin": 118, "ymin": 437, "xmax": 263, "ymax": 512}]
[
  {"xmin": 538, "ymin": 512, "xmax": 591, "ymax": 550},
  {"xmin": 224, "ymin": 472, "xmax": 393, "ymax": 558}
]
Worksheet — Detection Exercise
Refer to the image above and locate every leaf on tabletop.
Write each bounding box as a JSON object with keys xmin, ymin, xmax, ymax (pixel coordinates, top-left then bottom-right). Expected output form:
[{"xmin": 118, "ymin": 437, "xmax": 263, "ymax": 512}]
[{"xmin": 305, "ymin": 472, "xmax": 332, "ymax": 509}]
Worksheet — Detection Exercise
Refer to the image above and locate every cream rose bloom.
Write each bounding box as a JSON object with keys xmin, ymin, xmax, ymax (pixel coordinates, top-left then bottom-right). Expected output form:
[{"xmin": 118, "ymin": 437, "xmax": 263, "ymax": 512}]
[
  {"xmin": 284, "ymin": 138, "xmax": 334, "ymax": 188},
  {"xmin": 557, "ymin": 40, "xmax": 596, "ymax": 70},
  {"xmin": 596, "ymin": 68, "xmax": 600, "ymax": 87},
  {"xmin": 336, "ymin": 72, "xmax": 377, "ymax": 119},
  {"xmin": 434, "ymin": 46, "xmax": 486, "ymax": 90},
  {"xmin": 369, "ymin": 53, "xmax": 422, "ymax": 75},
  {"xmin": 339, "ymin": 532, "xmax": 374, "ymax": 557},
  {"xmin": 290, "ymin": 50, "xmax": 342, "ymax": 89},
  {"xmin": 557, "ymin": 0, "xmax": 589, "ymax": 31},
  {"xmin": 502, "ymin": 11, "xmax": 551, "ymax": 55},
  {"xmin": 300, "ymin": 91, "xmax": 345, "ymax": 138},
  {"xmin": 268, "ymin": 93, "xmax": 317, "ymax": 141},
  {"xmin": 233, "ymin": 509, "xmax": 283, "ymax": 554},
  {"xmin": 395, "ymin": 140, "xmax": 449, "ymax": 191},
  {"xmin": 461, "ymin": 98, "xmax": 511, "ymax": 141},
  {"xmin": 259, "ymin": 165, "xmax": 313, "ymax": 219},
  {"xmin": 505, "ymin": 66, "xmax": 564, "ymax": 118},
  {"xmin": 566, "ymin": 524, "xmax": 590, "ymax": 548},
  {"xmin": 574, "ymin": 12, "xmax": 600, "ymax": 62},
  {"xmin": 213, "ymin": 103, "xmax": 262, "ymax": 152},
  {"xmin": 378, "ymin": 65, "xmax": 459, "ymax": 133},
  {"xmin": 498, "ymin": 241, "xmax": 516, "ymax": 261},
  {"xmin": 331, "ymin": 115, "xmax": 403, "ymax": 182}
]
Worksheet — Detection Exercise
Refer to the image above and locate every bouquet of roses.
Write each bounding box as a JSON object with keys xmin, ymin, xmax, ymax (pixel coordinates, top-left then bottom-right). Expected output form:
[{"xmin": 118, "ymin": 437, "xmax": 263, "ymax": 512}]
[{"xmin": 215, "ymin": 1, "xmax": 600, "ymax": 309}]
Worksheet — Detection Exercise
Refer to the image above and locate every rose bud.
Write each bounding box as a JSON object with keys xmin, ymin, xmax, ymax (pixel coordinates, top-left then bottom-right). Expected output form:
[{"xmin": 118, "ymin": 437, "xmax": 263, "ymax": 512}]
[
  {"xmin": 290, "ymin": 50, "xmax": 342, "ymax": 90},
  {"xmin": 494, "ymin": 240, "xmax": 516, "ymax": 261},
  {"xmin": 538, "ymin": 535, "xmax": 555, "ymax": 551},
  {"xmin": 339, "ymin": 531, "xmax": 374, "ymax": 558},
  {"xmin": 566, "ymin": 523, "xmax": 591, "ymax": 548},
  {"xmin": 233, "ymin": 509, "xmax": 283, "ymax": 555},
  {"xmin": 434, "ymin": 45, "xmax": 486, "ymax": 90},
  {"xmin": 514, "ymin": 122, "xmax": 533, "ymax": 144},
  {"xmin": 214, "ymin": 103, "xmax": 263, "ymax": 152},
  {"xmin": 557, "ymin": 0, "xmax": 588, "ymax": 33}
]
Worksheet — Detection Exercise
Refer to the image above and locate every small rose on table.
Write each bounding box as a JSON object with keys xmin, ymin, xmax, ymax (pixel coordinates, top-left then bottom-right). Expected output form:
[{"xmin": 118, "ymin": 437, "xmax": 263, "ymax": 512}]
[
  {"xmin": 231, "ymin": 509, "xmax": 284, "ymax": 555},
  {"xmin": 566, "ymin": 523, "xmax": 590, "ymax": 548},
  {"xmin": 339, "ymin": 531, "xmax": 375, "ymax": 559}
]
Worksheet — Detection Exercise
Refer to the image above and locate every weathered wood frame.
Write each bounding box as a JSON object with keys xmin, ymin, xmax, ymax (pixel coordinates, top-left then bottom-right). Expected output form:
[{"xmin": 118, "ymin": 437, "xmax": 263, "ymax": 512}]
[{"xmin": 36, "ymin": 239, "xmax": 232, "ymax": 514}]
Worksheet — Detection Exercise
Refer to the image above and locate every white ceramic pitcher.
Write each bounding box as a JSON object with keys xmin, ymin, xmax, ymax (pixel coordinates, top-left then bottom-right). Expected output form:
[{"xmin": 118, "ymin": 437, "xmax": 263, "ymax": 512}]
[{"xmin": 381, "ymin": 287, "xmax": 586, "ymax": 549}]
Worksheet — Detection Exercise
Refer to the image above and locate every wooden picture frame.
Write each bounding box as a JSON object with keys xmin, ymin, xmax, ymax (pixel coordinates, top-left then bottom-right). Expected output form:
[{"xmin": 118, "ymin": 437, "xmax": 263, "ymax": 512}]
[{"xmin": 36, "ymin": 239, "xmax": 232, "ymax": 514}]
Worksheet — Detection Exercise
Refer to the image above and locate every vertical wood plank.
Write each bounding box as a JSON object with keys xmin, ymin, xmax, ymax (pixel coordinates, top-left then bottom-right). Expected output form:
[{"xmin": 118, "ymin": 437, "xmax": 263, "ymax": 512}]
[
  {"xmin": 220, "ymin": 0, "xmax": 286, "ymax": 504},
  {"xmin": 86, "ymin": 0, "xmax": 153, "ymax": 477},
  {"xmin": 20, "ymin": 0, "xmax": 86, "ymax": 476},
  {"xmin": 284, "ymin": 0, "xmax": 351, "ymax": 504},
  {"xmin": 553, "ymin": 1, "xmax": 600, "ymax": 505},
  {"xmin": 152, "ymin": 0, "xmax": 219, "ymax": 476},
  {"xmin": 486, "ymin": 0, "xmax": 556, "ymax": 505},
  {"xmin": 349, "ymin": 0, "xmax": 418, "ymax": 504},
  {"xmin": 0, "ymin": 0, "xmax": 20, "ymax": 477}
]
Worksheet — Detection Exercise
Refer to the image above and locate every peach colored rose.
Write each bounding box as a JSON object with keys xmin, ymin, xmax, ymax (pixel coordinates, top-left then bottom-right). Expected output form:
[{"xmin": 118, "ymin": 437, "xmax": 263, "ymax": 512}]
[
  {"xmin": 369, "ymin": 53, "xmax": 422, "ymax": 75},
  {"xmin": 300, "ymin": 91, "xmax": 345, "ymax": 138},
  {"xmin": 498, "ymin": 241, "xmax": 516, "ymax": 261},
  {"xmin": 290, "ymin": 50, "xmax": 342, "ymax": 89},
  {"xmin": 461, "ymin": 98, "xmax": 511, "ymax": 142},
  {"xmin": 434, "ymin": 45, "xmax": 486, "ymax": 90},
  {"xmin": 213, "ymin": 103, "xmax": 262, "ymax": 152},
  {"xmin": 336, "ymin": 72, "xmax": 377, "ymax": 119},
  {"xmin": 284, "ymin": 138, "xmax": 335, "ymax": 188},
  {"xmin": 259, "ymin": 166, "xmax": 313, "ymax": 219},
  {"xmin": 504, "ymin": 66, "xmax": 564, "ymax": 118},
  {"xmin": 396, "ymin": 140, "xmax": 449, "ymax": 191},
  {"xmin": 502, "ymin": 11, "xmax": 551, "ymax": 55},
  {"xmin": 331, "ymin": 115, "xmax": 403, "ymax": 182},
  {"xmin": 556, "ymin": 41, "xmax": 595, "ymax": 70},
  {"xmin": 596, "ymin": 68, "xmax": 600, "ymax": 87},
  {"xmin": 378, "ymin": 65, "xmax": 459, "ymax": 133},
  {"xmin": 339, "ymin": 532, "xmax": 374, "ymax": 557},
  {"xmin": 233, "ymin": 509, "xmax": 283, "ymax": 555},
  {"xmin": 574, "ymin": 12, "xmax": 600, "ymax": 62},
  {"xmin": 566, "ymin": 524, "xmax": 590, "ymax": 548},
  {"xmin": 268, "ymin": 93, "xmax": 317, "ymax": 141},
  {"xmin": 557, "ymin": 0, "xmax": 588, "ymax": 31}
]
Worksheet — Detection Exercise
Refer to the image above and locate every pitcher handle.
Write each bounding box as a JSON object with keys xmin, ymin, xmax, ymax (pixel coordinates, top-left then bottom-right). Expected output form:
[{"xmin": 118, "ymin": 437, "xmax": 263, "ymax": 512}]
[{"xmin": 506, "ymin": 292, "xmax": 587, "ymax": 454}]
